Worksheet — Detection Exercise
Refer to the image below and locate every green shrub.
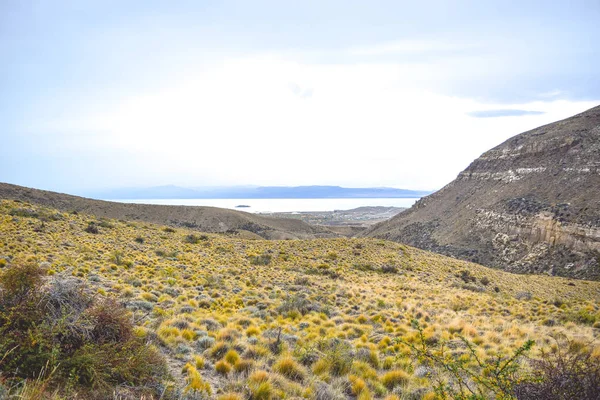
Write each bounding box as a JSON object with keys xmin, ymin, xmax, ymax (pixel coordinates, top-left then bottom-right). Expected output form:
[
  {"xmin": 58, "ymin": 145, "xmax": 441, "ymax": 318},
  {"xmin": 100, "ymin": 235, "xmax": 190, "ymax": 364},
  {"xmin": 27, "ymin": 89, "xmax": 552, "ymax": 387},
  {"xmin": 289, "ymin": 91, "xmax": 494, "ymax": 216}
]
[
  {"xmin": 249, "ymin": 254, "xmax": 272, "ymax": 266},
  {"xmin": 109, "ymin": 250, "xmax": 125, "ymax": 266},
  {"xmin": 184, "ymin": 233, "xmax": 209, "ymax": 244},
  {"xmin": 184, "ymin": 234, "xmax": 201, "ymax": 244},
  {"xmin": 317, "ymin": 339, "xmax": 354, "ymax": 376},
  {"xmin": 397, "ymin": 319, "xmax": 534, "ymax": 399},
  {"xmin": 568, "ymin": 308, "xmax": 598, "ymax": 325}
]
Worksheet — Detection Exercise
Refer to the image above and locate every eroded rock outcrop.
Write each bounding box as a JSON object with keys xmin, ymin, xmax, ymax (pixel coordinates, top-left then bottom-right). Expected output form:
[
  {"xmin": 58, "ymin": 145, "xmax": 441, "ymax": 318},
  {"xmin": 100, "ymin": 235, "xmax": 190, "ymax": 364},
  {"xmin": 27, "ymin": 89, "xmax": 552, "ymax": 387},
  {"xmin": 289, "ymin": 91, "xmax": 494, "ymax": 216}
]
[{"xmin": 364, "ymin": 105, "xmax": 600, "ymax": 280}]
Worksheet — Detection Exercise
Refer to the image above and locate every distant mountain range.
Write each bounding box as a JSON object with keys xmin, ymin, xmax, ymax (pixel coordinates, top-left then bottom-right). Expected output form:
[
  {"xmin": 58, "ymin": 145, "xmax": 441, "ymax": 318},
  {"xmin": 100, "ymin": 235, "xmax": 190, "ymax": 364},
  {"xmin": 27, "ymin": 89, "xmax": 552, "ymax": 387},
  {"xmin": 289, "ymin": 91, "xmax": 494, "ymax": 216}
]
[
  {"xmin": 0, "ymin": 182, "xmax": 337, "ymax": 240},
  {"xmin": 84, "ymin": 185, "xmax": 432, "ymax": 200}
]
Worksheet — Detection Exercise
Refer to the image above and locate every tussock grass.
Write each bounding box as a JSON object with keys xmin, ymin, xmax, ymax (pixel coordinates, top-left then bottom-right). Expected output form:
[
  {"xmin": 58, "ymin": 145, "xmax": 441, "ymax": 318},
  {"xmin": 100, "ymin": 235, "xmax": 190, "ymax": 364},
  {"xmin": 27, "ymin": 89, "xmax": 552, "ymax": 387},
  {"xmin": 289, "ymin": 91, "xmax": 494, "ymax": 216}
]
[{"xmin": 0, "ymin": 199, "xmax": 599, "ymax": 398}]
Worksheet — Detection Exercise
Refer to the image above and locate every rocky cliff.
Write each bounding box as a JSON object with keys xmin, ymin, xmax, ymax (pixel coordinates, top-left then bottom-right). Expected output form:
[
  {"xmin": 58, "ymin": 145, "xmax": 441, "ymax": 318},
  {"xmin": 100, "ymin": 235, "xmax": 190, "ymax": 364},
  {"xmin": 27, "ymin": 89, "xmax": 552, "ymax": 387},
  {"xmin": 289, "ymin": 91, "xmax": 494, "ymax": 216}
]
[{"xmin": 363, "ymin": 105, "xmax": 600, "ymax": 280}]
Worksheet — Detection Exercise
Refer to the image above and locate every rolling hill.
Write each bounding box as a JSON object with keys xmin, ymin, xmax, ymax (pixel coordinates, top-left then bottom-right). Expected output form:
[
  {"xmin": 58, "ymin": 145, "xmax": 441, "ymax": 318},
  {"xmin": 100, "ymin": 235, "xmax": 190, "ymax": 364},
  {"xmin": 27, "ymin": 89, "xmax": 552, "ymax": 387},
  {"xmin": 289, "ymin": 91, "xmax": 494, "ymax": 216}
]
[{"xmin": 0, "ymin": 182, "xmax": 336, "ymax": 240}]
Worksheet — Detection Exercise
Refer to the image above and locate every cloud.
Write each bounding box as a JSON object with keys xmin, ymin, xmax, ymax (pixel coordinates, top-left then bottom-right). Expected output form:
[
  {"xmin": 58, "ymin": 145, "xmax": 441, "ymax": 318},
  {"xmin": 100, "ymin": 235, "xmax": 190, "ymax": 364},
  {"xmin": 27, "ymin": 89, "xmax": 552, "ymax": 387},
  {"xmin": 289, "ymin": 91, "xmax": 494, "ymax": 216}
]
[
  {"xmin": 17, "ymin": 54, "xmax": 598, "ymax": 192},
  {"xmin": 288, "ymin": 82, "xmax": 313, "ymax": 98},
  {"xmin": 347, "ymin": 39, "xmax": 479, "ymax": 57},
  {"xmin": 538, "ymin": 90, "xmax": 563, "ymax": 98},
  {"xmin": 467, "ymin": 109, "xmax": 546, "ymax": 118}
]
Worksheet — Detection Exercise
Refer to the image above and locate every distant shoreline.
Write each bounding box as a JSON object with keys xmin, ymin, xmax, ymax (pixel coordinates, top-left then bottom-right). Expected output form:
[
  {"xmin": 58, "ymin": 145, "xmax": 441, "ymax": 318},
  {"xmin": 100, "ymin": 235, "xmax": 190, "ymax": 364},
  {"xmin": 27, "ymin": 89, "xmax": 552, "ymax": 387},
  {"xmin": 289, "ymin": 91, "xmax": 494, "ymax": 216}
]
[{"xmin": 106, "ymin": 197, "xmax": 421, "ymax": 214}]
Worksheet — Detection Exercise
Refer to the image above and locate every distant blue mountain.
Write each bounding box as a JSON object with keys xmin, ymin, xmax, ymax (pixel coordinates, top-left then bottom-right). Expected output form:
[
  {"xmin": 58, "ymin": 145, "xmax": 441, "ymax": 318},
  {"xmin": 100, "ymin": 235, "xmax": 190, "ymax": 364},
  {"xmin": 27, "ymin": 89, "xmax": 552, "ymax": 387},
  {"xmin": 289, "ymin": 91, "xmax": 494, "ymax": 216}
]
[{"xmin": 88, "ymin": 185, "xmax": 432, "ymax": 200}]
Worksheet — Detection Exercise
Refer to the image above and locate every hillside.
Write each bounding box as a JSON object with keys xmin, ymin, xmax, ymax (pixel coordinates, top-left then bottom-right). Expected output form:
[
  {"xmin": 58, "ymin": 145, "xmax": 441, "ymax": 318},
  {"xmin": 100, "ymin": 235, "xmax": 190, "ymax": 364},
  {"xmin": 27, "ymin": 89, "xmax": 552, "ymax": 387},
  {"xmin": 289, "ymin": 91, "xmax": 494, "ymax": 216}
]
[
  {"xmin": 1, "ymin": 199, "xmax": 599, "ymax": 398},
  {"xmin": 364, "ymin": 106, "xmax": 600, "ymax": 280},
  {"xmin": 0, "ymin": 182, "xmax": 336, "ymax": 240}
]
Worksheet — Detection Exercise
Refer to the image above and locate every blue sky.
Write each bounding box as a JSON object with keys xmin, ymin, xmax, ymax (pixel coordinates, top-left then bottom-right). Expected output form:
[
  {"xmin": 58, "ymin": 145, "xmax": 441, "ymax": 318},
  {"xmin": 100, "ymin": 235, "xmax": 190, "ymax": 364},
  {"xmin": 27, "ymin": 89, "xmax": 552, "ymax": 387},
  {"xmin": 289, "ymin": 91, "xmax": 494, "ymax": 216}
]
[{"xmin": 1, "ymin": 0, "xmax": 599, "ymax": 193}]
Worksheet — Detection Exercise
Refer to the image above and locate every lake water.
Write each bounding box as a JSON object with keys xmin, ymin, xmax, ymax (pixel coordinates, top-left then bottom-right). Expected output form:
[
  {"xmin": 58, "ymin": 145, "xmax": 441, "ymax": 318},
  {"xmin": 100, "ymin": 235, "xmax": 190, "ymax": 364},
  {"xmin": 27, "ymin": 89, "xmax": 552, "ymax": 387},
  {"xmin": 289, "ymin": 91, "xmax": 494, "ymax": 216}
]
[{"xmin": 107, "ymin": 198, "xmax": 420, "ymax": 213}]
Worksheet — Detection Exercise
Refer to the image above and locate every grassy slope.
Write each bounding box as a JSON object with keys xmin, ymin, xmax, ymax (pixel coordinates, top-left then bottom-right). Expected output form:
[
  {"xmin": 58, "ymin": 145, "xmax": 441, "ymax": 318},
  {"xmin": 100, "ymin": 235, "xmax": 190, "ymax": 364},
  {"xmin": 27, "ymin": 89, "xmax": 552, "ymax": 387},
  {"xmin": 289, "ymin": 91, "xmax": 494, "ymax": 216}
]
[
  {"xmin": 0, "ymin": 182, "xmax": 337, "ymax": 240},
  {"xmin": 1, "ymin": 199, "xmax": 599, "ymax": 398}
]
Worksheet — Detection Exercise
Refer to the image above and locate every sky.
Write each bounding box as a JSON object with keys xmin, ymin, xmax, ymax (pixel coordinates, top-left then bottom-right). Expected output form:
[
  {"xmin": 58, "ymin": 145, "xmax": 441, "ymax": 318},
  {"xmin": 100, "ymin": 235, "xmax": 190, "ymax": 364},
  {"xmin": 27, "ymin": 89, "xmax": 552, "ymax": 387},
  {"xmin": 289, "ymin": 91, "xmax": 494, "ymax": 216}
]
[{"xmin": 1, "ymin": 0, "xmax": 599, "ymax": 194}]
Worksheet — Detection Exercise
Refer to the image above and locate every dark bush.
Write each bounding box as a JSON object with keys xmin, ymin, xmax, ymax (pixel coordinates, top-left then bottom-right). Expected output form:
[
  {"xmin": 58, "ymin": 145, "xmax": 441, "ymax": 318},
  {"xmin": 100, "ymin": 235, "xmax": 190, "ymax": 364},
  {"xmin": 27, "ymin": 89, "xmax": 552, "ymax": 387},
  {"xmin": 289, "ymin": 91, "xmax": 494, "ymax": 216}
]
[
  {"xmin": 96, "ymin": 220, "xmax": 114, "ymax": 229},
  {"xmin": 457, "ymin": 269, "xmax": 476, "ymax": 283},
  {"xmin": 0, "ymin": 263, "xmax": 168, "ymax": 397},
  {"xmin": 184, "ymin": 233, "xmax": 208, "ymax": 244},
  {"xmin": 9, "ymin": 208, "xmax": 39, "ymax": 219},
  {"xmin": 277, "ymin": 294, "xmax": 318, "ymax": 316},
  {"xmin": 514, "ymin": 335, "xmax": 600, "ymax": 399},
  {"xmin": 85, "ymin": 222, "xmax": 99, "ymax": 234},
  {"xmin": 381, "ymin": 264, "xmax": 399, "ymax": 274}
]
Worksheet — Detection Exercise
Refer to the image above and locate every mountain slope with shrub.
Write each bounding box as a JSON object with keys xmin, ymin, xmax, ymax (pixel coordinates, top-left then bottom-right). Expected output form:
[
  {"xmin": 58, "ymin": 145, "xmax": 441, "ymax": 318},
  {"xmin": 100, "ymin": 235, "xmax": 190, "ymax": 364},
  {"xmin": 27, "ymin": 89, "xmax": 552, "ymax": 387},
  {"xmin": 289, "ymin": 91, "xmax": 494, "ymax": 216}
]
[
  {"xmin": 364, "ymin": 106, "xmax": 600, "ymax": 280},
  {"xmin": 1, "ymin": 199, "xmax": 599, "ymax": 398}
]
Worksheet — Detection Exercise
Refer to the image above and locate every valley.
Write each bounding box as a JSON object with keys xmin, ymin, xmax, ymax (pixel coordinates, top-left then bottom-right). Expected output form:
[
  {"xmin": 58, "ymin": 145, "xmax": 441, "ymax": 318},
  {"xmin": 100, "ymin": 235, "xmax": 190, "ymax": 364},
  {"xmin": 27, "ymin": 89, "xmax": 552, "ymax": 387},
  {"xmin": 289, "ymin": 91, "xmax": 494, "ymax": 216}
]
[{"xmin": 1, "ymin": 199, "xmax": 598, "ymax": 398}]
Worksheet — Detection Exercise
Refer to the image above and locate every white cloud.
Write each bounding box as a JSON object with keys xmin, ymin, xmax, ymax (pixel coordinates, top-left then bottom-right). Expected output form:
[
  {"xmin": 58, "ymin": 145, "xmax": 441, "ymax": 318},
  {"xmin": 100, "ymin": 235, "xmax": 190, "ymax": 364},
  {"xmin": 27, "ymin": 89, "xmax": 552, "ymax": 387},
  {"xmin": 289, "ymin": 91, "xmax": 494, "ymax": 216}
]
[
  {"xmin": 347, "ymin": 39, "xmax": 479, "ymax": 56},
  {"xmin": 29, "ymin": 54, "xmax": 599, "ymax": 190}
]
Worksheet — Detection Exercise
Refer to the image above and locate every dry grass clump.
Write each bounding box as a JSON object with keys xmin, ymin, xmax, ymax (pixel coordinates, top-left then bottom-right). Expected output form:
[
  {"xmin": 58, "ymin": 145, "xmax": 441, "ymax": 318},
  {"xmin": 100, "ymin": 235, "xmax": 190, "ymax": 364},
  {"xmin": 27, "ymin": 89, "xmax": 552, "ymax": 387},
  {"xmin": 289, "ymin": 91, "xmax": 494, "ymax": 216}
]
[
  {"xmin": 273, "ymin": 356, "xmax": 307, "ymax": 381},
  {"xmin": 184, "ymin": 364, "xmax": 212, "ymax": 396},
  {"xmin": 248, "ymin": 370, "xmax": 274, "ymax": 400},
  {"xmin": 380, "ymin": 369, "xmax": 410, "ymax": 390},
  {"xmin": 215, "ymin": 359, "xmax": 232, "ymax": 375},
  {"xmin": 218, "ymin": 393, "xmax": 244, "ymax": 400}
]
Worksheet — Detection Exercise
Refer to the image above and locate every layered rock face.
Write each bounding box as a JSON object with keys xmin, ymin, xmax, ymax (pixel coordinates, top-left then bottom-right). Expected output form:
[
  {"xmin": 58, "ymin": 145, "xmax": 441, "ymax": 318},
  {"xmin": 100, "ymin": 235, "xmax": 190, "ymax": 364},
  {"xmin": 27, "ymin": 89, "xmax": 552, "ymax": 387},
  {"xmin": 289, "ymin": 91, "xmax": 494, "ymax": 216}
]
[{"xmin": 364, "ymin": 105, "xmax": 600, "ymax": 280}]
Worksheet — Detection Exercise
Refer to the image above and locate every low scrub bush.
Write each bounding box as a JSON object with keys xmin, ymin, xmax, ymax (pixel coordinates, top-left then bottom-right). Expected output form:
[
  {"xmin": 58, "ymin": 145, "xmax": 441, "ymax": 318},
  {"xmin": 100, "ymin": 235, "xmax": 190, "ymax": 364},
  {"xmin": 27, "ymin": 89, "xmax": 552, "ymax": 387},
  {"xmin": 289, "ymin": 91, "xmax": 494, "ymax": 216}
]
[
  {"xmin": 249, "ymin": 254, "xmax": 272, "ymax": 266},
  {"xmin": 0, "ymin": 263, "xmax": 168, "ymax": 397},
  {"xmin": 315, "ymin": 339, "xmax": 354, "ymax": 377},
  {"xmin": 381, "ymin": 264, "xmax": 399, "ymax": 274},
  {"xmin": 184, "ymin": 234, "xmax": 208, "ymax": 244},
  {"xmin": 84, "ymin": 222, "xmax": 99, "ymax": 234},
  {"xmin": 398, "ymin": 319, "xmax": 534, "ymax": 399},
  {"xmin": 514, "ymin": 335, "xmax": 600, "ymax": 399}
]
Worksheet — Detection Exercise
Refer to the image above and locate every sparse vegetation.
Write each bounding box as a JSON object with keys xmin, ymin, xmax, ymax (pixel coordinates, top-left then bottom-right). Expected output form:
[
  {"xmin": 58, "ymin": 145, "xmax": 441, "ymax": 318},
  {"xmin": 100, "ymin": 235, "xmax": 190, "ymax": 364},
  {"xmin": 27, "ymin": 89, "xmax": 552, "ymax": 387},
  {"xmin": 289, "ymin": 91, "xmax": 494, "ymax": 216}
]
[{"xmin": 0, "ymin": 199, "xmax": 598, "ymax": 398}]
